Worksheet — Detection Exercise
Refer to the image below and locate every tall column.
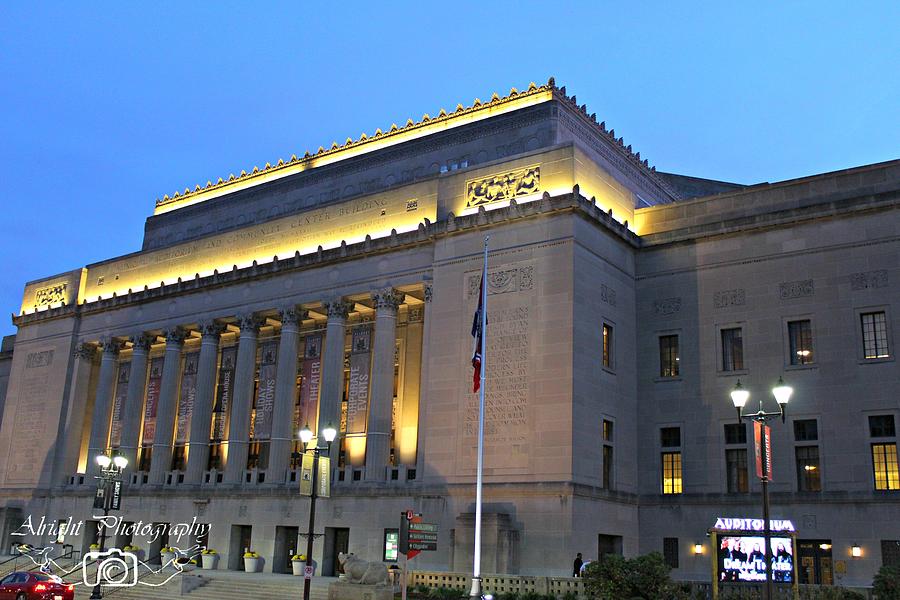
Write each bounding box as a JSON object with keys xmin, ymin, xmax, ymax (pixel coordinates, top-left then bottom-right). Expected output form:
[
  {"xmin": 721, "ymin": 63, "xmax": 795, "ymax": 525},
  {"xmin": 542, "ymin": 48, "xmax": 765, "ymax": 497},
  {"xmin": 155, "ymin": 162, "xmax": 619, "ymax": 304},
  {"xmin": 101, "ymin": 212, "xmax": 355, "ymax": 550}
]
[
  {"xmin": 414, "ymin": 282, "xmax": 433, "ymax": 477},
  {"xmin": 365, "ymin": 289, "xmax": 403, "ymax": 480},
  {"xmin": 269, "ymin": 307, "xmax": 304, "ymax": 483},
  {"xmin": 148, "ymin": 328, "xmax": 186, "ymax": 485},
  {"xmin": 224, "ymin": 314, "xmax": 261, "ymax": 484},
  {"xmin": 119, "ymin": 334, "xmax": 152, "ymax": 472},
  {"xmin": 185, "ymin": 321, "xmax": 224, "ymax": 484},
  {"xmin": 320, "ymin": 300, "xmax": 352, "ymax": 464},
  {"xmin": 55, "ymin": 343, "xmax": 97, "ymax": 482},
  {"xmin": 87, "ymin": 338, "xmax": 121, "ymax": 474}
]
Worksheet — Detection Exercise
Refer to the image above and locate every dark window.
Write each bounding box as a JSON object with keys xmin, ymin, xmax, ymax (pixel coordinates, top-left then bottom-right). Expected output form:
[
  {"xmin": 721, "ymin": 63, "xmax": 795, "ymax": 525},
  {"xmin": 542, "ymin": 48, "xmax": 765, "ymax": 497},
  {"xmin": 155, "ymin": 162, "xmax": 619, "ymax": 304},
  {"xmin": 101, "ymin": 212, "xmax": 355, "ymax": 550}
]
[
  {"xmin": 870, "ymin": 415, "xmax": 897, "ymax": 438},
  {"xmin": 661, "ymin": 452, "xmax": 682, "ymax": 494},
  {"xmin": 861, "ymin": 312, "xmax": 890, "ymax": 359},
  {"xmin": 872, "ymin": 443, "xmax": 900, "ymax": 491},
  {"xmin": 724, "ymin": 423, "xmax": 747, "ymax": 445},
  {"xmin": 603, "ymin": 444, "xmax": 613, "ymax": 489},
  {"xmin": 663, "ymin": 537, "xmax": 679, "ymax": 568},
  {"xmin": 659, "ymin": 335, "xmax": 680, "ymax": 377},
  {"xmin": 207, "ymin": 443, "xmax": 223, "ymax": 470},
  {"xmin": 726, "ymin": 449, "xmax": 749, "ymax": 493},
  {"xmin": 602, "ymin": 324, "xmax": 613, "ymax": 368},
  {"xmin": 171, "ymin": 445, "xmax": 186, "ymax": 471},
  {"xmin": 603, "ymin": 419, "xmax": 614, "ymax": 442},
  {"xmin": 796, "ymin": 446, "xmax": 822, "ymax": 492},
  {"xmin": 882, "ymin": 540, "xmax": 900, "ymax": 568},
  {"xmin": 794, "ymin": 420, "xmax": 819, "ymax": 442},
  {"xmin": 661, "ymin": 427, "xmax": 681, "ymax": 448},
  {"xmin": 788, "ymin": 320, "xmax": 814, "ymax": 365},
  {"xmin": 721, "ymin": 328, "xmax": 744, "ymax": 371},
  {"xmin": 138, "ymin": 446, "xmax": 152, "ymax": 472}
]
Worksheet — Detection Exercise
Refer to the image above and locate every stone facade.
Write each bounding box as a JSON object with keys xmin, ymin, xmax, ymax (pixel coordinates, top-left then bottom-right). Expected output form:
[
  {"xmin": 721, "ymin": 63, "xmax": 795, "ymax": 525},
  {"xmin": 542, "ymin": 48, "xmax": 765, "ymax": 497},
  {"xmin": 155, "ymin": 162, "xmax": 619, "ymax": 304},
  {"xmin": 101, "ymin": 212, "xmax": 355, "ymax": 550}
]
[{"xmin": 0, "ymin": 80, "xmax": 898, "ymax": 587}]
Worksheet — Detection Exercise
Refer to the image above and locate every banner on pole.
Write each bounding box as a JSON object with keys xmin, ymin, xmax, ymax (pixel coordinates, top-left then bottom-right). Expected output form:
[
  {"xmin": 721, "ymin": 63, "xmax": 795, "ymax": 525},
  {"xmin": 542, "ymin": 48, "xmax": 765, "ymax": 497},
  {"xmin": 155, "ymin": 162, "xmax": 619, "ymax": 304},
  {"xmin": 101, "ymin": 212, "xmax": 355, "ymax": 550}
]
[{"xmin": 754, "ymin": 421, "xmax": 772, "ymax": 480}]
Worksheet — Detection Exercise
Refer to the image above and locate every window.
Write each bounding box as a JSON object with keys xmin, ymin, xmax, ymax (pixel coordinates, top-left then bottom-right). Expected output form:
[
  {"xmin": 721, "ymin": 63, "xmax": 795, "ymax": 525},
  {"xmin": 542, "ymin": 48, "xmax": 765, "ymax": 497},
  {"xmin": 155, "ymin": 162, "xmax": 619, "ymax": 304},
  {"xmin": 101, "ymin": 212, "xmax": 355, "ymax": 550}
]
[
  {"xmin": 788, "ymin": 320, "xmax": 814, "ymax": 365},
  {"xmin": 661, "ymin": 452, "xmax": 683, "ymax": 494},
  {"xmin": 721, "ymin": 327, "xmax": 744, "ymax": 371},
  {"xmin": 794, "ymin": 419, "xmax": 819, "ymax": 442},
  {"xmin": 872, "ymin": 444, "xmax": 899, "ymax": 490},
  {"xmin": 796, "ymin": 446, "xmax": 821, "ymax": 492},
  {"xmin": 659, "ymin": 335, "xmax": 680, "ymax": 377},
  {"xmin": 861, "ymin": 311, "xmax": 890, "ymax": 359},
  {"xmin": 602, "ymin": 419, "xmax": 614, "ymax": 488},
  {"xmin": 663, "ymin": 537, "xmax": 679, "ymax": 568},
  {"xmin": 870, "ymin": 415, "xmax": 896, "ymax": 438},
  {"xmin": 661, "ymin": 427, "xmax": 681, "ymax": 448},
  {"xmin": 882, "ymin": 540, "xmax": 900, "ymax": 568},
  {"xmin": 602, "ymin": 324, "xmax": 613, "ymax": 368},
  {"xmin": 724, "ymin": 423, "xmax": 747, "ymax": 445},
  {"xmin": 726, "ymin": 449, "xmax": 749, "ymax": 493}
]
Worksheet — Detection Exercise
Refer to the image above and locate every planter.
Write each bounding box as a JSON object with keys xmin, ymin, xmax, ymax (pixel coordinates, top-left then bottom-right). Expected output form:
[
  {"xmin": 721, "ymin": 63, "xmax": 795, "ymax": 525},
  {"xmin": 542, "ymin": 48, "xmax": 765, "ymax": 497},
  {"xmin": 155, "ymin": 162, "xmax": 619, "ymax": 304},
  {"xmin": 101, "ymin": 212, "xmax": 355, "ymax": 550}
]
[
  {"xmin": 160, "ymin": 551, "xmax": 176, "ymax": 566},
  {"xmin": 292, "ymin": 560, "xmax": 306, "ymax": 576},
  {"xmin": 201, "ymin": 554, "xmax": 219, "ymax": 570},
  {"xmin": 244, "ymin": 557, "xmax": 260, "ymax": 573}
]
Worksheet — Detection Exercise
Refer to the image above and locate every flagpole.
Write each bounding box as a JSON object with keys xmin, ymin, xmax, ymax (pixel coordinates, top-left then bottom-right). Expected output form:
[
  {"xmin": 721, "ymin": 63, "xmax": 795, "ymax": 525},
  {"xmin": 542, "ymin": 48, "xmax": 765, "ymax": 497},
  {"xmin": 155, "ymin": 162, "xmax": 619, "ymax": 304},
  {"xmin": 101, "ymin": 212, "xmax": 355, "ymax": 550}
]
[{"xmin": 470, "ymin": 235, "xmax": 489, "ymax": 600}]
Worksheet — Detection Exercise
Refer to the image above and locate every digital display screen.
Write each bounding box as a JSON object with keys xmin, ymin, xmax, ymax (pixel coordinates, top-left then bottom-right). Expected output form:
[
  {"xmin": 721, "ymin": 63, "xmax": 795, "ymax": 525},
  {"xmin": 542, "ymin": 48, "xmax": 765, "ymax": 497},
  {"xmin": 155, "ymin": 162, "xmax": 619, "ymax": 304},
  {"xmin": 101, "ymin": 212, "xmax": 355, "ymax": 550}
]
[
  {"xmin": 717, "ymin": 536, "xmax": 793, "ymax": 583},
  {"xmin": 383, "ymin": 530, "xmax": 399, "ymax": 562}
]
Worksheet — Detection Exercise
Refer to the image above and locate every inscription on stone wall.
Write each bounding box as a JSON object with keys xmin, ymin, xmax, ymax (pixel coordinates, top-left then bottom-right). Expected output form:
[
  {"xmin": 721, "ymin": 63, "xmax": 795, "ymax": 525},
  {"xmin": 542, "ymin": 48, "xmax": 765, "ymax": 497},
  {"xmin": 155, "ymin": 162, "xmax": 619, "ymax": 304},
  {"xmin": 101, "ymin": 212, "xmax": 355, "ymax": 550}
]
[
  {"xmin": 600, "ymin": 284, "xmax": 617, "ymax": 306},
  {"xmin": 780, "ymin": 280, "xmax": 814, "ymax": 300},
  {"xmin": 654, "ymin": 297, "xmax": 682, "ymax": 316},
  {"xmin": 714, "ymin": 289, "xmax": 745, "ymax": 308},
  {"xmin": 467, "ymin": 264, "xmax": 534, "ymax": 298},
  {"xmin": 851, "ymin": 270, "xmax": 888, "ymax": 290},
  {"xmin": 34, "ymin": 283, "xmax": 67, "ymax": 307},
  {"xmin": 464, "ymin": 306, "xmax": 529, "ymax": 446},
  {"xmin": 25, "ymin": 350, "xmax": 54, "ymax": 369}
]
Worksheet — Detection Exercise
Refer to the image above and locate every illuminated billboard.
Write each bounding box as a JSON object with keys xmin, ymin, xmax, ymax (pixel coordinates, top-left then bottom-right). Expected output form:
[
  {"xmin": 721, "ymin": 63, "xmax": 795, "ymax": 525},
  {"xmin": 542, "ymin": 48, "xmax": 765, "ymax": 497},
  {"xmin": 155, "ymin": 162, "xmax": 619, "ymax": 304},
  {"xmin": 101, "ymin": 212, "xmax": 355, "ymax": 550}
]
[{"xmin": 717, "ymin": 535, "xmax": 794, "ymax": 583}]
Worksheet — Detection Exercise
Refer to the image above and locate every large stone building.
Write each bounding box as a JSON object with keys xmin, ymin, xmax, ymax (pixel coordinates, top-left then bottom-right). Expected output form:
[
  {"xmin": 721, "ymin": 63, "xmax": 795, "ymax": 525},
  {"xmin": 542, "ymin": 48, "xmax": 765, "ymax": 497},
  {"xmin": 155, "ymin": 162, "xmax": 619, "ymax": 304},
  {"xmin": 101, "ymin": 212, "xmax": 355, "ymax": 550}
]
[{"xmin": 0, "ymin": 79, "xmax": 897, "ymax": 587}]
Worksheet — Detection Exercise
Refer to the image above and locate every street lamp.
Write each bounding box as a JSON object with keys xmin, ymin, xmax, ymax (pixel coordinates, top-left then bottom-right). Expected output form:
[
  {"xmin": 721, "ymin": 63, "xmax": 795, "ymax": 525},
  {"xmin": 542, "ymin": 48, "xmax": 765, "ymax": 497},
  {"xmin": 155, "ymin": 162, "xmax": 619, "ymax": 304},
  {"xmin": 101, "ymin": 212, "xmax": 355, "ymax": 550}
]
[
  {"xmin": 299, "ymin": 422, "xmax": 337, "ymax": 600},
  {"xmin": 91, "ymin": 451, "xmax": 128, "ymax": 599},
  {"xmin": 729, "ymin": 378, "xmax": 793, "ymax": 600}
]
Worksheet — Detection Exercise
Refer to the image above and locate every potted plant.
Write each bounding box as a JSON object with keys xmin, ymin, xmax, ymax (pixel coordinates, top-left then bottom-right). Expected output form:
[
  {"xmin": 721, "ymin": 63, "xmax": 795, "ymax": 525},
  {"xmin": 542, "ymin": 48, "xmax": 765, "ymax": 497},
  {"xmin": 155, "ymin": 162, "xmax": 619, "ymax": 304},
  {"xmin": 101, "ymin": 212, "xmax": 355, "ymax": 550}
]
[
  {"xmin": 160, "ymin": 546, "xmax": 176, "ymax": 566},
  {"xmin": 291, "ymin": 554, "xmax": 306, "ymax": 576},
  {"xmin": 123, "ymin": 544, "xmax": 144, "ymax": 561},
  {"xmin": 243, "ymin": 550, "xmax": 260, "ymax": 573},
  {"xmin": 200, "ymin": 548, "xmax": 219, "ymax": 570}
]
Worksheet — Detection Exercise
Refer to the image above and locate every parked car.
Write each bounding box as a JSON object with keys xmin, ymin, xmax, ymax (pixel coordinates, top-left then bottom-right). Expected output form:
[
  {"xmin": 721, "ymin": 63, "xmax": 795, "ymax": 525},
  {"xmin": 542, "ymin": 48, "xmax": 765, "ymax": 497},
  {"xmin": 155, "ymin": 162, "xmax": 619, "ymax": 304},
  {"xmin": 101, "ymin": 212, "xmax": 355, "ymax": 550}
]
[{"xmin": 0, "ymin": 572, "xmax": 75, "ymax": 600}]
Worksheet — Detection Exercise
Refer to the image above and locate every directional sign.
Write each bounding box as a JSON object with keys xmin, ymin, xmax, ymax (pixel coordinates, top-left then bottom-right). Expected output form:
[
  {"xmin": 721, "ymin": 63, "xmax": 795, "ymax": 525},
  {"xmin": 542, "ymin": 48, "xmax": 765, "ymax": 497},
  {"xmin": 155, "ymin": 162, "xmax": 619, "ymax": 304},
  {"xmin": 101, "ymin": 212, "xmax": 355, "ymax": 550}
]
[{"xmin": 400, "ymin": 511, "xmax": 438, "ymax": 558}]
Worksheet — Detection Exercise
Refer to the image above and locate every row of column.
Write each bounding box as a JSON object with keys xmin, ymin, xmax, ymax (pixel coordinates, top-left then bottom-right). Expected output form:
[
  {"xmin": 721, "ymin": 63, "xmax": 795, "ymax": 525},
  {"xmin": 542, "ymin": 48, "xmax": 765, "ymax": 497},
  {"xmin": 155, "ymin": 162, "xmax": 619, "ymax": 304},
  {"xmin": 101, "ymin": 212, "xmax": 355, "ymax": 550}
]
[{"xmin": 82, "ymin": 289, "xmax": 410, "ymax": 485}]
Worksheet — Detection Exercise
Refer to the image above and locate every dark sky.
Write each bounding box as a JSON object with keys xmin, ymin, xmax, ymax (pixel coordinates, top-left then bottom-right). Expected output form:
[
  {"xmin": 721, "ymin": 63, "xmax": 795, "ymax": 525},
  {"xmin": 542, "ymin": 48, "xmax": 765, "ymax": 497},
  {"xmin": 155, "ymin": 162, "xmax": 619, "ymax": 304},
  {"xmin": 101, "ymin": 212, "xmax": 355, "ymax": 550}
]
[{"xmin": 1, "ymin": 3, "xmax": 897, "ymax": 337}]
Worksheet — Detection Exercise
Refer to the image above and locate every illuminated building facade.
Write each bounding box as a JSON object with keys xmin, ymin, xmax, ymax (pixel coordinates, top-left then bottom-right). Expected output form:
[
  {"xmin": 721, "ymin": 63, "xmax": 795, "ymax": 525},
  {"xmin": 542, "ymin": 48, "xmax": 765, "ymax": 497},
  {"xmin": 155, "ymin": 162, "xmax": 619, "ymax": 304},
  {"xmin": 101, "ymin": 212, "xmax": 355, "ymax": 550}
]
[{"xmin": 0, "ymin": 79, "xmax": 898, "ymax": 586}]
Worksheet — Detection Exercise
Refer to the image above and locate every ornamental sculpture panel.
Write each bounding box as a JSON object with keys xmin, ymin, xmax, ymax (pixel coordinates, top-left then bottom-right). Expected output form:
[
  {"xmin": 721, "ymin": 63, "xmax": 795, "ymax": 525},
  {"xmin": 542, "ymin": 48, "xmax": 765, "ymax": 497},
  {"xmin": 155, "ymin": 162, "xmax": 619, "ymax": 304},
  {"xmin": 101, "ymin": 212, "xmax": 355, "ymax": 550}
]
[
  {"xmin": 465, "ymin": 165, "xmax": 540, "ymax": 209},
  {"xmin": 34, "ymin": 283, "xmax": 67, "ymax": 307}
]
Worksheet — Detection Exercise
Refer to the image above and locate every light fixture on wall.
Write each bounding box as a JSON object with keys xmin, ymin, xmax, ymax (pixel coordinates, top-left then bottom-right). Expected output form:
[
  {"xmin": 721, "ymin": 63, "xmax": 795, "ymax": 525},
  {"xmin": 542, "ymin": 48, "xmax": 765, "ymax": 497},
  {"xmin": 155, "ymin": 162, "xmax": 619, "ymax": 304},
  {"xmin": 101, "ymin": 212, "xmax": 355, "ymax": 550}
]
[
  {"xmin": 851, "ymin": 544, "xmax": 862, "ymax": 558},
  {"xmin": 693, "ymin": 543, "xmax": 704, "ymax": 555}
]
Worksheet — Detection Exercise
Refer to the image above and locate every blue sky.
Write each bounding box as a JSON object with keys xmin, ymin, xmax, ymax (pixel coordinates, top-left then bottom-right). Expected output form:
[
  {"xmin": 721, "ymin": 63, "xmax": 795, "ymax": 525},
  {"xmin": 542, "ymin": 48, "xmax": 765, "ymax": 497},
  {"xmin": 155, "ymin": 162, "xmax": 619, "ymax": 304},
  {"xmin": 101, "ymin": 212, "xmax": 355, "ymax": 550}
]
[{"xmin": 1, "ymin": 2, "xmax": 897, "ymax": 337}]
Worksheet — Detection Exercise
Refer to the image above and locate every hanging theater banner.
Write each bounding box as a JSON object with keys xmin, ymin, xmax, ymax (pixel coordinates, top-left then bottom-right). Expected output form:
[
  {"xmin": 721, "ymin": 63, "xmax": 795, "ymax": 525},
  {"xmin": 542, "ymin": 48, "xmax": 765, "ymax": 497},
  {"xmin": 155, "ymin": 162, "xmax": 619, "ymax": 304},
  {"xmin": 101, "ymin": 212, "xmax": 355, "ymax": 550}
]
[
  {"xmin": 294, "ymin": 334, "xmax": 323, "ymax": 435},
  {"xmin": 108, "ymin": 362, "xmax": 131, "ymax": 448},
  {"xmin": 345, "ymin": 327, "xmax": 372, "ymax": 434},
  {"xmin": 142, "ymin": 357, "xmax": 165, "ymax": 443},
  {"xmin": 211, "ymin": 346, "xmax": 237, "ymax": 441},
  {"xmin": 175, "ymin": 352, "xmax": 199, "ymax": 443},
  {"xmin": 251, "ymin": 340, "xmax": 278, "ymax": 440}
]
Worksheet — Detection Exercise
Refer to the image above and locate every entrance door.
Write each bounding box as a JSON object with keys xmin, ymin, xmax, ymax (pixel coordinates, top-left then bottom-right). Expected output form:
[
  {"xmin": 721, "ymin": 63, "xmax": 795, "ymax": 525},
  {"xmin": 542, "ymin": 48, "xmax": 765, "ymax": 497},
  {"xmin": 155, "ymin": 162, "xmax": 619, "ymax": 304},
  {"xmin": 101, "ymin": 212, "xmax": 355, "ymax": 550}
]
[
  {"xmin": 274, "ymin": 526, "xmax": 299, "ymax": 574},
  {"xmin": 323, "ymin": 528, "xmax": 349, "ymax": 576},
  {"xmin": 228, "ymin": 525, "xmax": 252, "ymax": 571},
  {"xmin": 798, "ymin": 539, "xmax": 833, "ymax": 585}
]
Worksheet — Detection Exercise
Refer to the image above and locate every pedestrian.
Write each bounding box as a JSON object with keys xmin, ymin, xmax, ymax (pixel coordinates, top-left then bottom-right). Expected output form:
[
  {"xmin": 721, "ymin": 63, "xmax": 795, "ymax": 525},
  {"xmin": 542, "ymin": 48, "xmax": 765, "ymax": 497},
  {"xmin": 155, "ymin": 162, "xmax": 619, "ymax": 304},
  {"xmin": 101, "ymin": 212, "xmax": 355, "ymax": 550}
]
[{"xmin": 573, "ymin": 552, "xmax": 583, "ymax": 577}]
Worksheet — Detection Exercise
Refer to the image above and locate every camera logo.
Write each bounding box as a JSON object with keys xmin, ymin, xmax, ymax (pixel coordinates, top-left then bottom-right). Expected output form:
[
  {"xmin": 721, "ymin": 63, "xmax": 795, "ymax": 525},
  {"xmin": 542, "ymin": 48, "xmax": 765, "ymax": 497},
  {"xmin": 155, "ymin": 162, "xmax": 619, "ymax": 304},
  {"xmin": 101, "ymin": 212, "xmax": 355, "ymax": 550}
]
[{"xmin": 83, "ymin": 548, "xmax": 139, "ymax": 588}]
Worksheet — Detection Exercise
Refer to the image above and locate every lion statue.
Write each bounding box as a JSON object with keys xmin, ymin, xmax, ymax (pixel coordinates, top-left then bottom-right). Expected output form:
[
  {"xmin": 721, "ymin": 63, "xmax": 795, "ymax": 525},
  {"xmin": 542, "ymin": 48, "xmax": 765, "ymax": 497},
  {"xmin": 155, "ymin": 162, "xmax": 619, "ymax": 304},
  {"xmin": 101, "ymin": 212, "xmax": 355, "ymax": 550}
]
[{"xmin": 338, "ymin": 552, "xmax": 389, "ymax": 585}]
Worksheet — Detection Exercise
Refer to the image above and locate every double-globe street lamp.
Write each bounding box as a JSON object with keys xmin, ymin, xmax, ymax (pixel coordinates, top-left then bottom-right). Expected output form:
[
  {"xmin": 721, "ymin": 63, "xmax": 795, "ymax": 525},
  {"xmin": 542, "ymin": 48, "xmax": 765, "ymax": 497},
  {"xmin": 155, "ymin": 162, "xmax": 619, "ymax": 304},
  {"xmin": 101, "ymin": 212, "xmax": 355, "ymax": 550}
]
[
  {"xmin": 90, "ymin": 452, "xmax": 128, "ymax": 599},
  {"xmin": 298, "ymin": 422, "xmax": 337, "ymax": 600},
  {"xmin": 729, "ymin": 377, "xmax": 793, "ymax": 600}
]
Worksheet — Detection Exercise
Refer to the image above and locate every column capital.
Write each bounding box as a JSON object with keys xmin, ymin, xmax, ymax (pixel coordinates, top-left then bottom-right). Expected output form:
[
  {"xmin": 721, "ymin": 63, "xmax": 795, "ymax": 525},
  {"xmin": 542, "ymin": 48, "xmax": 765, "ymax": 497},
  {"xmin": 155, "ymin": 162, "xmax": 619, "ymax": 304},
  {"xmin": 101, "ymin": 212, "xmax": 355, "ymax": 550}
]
[
  {"xmin": 73, "ymin": 342, "xmax": 96, "ymax": 361},
  {"xmin": 423, "ymin": 282, "xmax": 433, "ymax": 303},
  {"xmin": 198, "ymin": 320, "xmax": 226, "ymax": 340},
  {"xmin": 129, "ymin": 333, "xmax": 153, "ymax": 352},
  {"xmin": 237, "ymin": 313, "xmax": 264, "ymax": 333},
  {"xmin": 98, "ymin": 337, "xmax": 123, "ymax": 356},
  {"xmin": 324, "ymin": 300, "xmax": 354, "ymax": 320},
  {"xmin": 373, "ymin": 289, "xmax": 404, "ymax": 313},
  {"xmin": 278, "ymin": 307, "xmax": 307, "ymax": 328},
  {"xmin": 163, "ymin": 327, "xmax": 187, "ymax": 346}
]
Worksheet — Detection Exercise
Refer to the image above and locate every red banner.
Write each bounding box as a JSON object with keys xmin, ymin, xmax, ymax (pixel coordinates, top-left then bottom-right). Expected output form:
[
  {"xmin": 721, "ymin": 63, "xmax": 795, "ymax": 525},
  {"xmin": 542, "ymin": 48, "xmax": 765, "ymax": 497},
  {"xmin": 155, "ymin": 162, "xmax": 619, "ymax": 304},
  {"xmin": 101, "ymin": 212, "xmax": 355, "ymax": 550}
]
[
  {"xmin": 754, "ymin": 421, "xmax": 772, "ymax": 480},
  {"xmin": 251, "ymin": 340, "xmax": 278, "ymax": 440},
  {"xmin": 345, "ymin": 327, "xmax": 372, "ymax": 435},
  {"xmin": 108, "ymin": 362, "xmax": 130, "ymax": 448},
  {"xmin": 142, "ymin": 357, "xmax": 165, "ymax": 443},
  {"xmin": 175, "ymin": 352, "xmax": 199, "ymax": 443},
  {"xmin": 294, "ymin": 334, "xmax": 322, "ymax": 436}
]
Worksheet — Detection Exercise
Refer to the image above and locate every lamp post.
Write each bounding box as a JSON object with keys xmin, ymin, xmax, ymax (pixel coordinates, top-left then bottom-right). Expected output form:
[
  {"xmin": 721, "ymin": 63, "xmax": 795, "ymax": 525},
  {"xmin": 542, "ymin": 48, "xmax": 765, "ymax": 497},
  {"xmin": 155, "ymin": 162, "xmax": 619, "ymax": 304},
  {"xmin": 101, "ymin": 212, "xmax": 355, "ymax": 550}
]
[
  {"xmin": 298, "ymin": 422, "xmax": 337, "ymax": 600},
  {"xmin": 729, "ymin": 377, "xmax": 792, "ymax": 600},
  {"xmin": 91, "ymin": 452, "xmax": 128, "ymax": 599}
]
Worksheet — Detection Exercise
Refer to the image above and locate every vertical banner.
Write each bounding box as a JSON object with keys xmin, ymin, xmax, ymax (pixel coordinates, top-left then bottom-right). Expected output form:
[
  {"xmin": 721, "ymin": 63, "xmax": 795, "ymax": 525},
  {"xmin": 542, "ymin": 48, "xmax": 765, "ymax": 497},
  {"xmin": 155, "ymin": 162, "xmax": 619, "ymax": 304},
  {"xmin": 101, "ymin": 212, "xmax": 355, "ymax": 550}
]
[
  {"xmin": 211, "ymin": 346, "xmax": 237, "ymax": 441},
  {"xmin": 175, "ymin": 352, "xmax": 200, "ymax": 443},
  {"xmin": 142, "ymin": 357, "xmax": 165, "ymax": 443},
  {"xmin": 346, "ymin": 327, "xmax": 372, "ymax": 434},
  {"xmin": 108, "ymin": 362, "xmax": 131, "ymax": 448},
  {"xmin": 295, "ymin": 334, "xmax": 323, "ymax": 435},
  {"xmin": 754, "ymin": 421, "xmax": 773, "ymax": 480},
  {"xmin": 252, "ymin": 340, "xmax": 278, "ymax": 440}
]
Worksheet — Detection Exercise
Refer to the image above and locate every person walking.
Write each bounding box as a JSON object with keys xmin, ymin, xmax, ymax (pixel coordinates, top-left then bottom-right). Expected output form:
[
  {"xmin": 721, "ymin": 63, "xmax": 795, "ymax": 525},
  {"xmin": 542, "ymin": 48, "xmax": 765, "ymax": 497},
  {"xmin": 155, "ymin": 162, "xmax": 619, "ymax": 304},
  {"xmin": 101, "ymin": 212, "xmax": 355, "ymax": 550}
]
[{"xmin": 573, "ymin": 552, "xmax": 583, "ymax": 577}]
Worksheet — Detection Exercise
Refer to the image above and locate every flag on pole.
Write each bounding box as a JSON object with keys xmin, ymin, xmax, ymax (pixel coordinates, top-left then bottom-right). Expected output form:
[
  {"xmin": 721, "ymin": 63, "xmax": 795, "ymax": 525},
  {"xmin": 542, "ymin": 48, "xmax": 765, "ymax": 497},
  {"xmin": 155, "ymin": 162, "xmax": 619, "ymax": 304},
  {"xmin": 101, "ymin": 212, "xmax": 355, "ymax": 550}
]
[{"xmin": 471, "ymin": 268, "xmax": 485, "ymax": 393}]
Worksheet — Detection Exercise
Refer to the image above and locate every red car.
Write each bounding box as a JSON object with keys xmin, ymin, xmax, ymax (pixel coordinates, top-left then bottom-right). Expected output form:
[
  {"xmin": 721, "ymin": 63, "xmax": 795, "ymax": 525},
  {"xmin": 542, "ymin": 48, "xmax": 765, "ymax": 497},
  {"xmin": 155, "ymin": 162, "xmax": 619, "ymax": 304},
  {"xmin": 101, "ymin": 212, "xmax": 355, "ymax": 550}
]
[{"xmin": 0, "ymin": 572, "xmax": 74, "ymax": 600}]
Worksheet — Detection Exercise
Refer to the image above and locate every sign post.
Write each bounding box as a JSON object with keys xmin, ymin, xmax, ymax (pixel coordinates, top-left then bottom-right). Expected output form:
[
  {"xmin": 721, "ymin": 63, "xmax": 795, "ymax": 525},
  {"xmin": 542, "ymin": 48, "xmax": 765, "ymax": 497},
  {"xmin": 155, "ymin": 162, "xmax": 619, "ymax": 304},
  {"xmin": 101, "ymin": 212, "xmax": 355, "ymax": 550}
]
[{"xmin": 400, "ymin": 511, "xmax": 439, "ymax": 600}]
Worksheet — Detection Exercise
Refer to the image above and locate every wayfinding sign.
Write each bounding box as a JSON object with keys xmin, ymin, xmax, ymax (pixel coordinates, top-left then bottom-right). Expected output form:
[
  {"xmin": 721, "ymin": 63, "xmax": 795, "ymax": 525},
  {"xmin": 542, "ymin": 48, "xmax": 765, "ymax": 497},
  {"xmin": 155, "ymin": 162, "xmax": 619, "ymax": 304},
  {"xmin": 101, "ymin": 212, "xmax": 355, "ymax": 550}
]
[{"xmin": 399, "ymin": 511, "xmax": 438, "ymax": 559}]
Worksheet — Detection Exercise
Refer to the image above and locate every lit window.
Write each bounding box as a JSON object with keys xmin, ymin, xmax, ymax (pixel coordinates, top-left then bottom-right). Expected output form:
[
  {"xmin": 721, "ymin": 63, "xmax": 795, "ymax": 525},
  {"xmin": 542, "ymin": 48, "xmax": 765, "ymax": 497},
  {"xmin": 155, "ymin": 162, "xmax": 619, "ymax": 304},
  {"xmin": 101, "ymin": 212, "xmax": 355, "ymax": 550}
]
[
  {"xmin": 788, "ymin": 320, "xmax": 814, "ymax": 365},
  {"xmin": 659, "ymin": 335, "xmax": 680, "ymax": 377},
  {"xmin": 603, "ymin": 420, "xmax": 614, "ymax": 442},
  {"xmin": 602, "ymin": 324, "xmax": 613, "ymax": 368},
  {"xmin": 872, "ymin": 443, "xmax": 900, "ymax": 491},
  {"xmin": 861, "ymin": 312, "xmax": 890, "ymax": 359},
  {"xmin": 721, "ymin": 328, "xmax": 744, "ymax": 371},
  {"xmin": 662, "ymin": 452, "xmax": 683, "ymax": 494},
  {"xmin": 795, "ymin": 446, "xmax": 821, "ymax": 492}
]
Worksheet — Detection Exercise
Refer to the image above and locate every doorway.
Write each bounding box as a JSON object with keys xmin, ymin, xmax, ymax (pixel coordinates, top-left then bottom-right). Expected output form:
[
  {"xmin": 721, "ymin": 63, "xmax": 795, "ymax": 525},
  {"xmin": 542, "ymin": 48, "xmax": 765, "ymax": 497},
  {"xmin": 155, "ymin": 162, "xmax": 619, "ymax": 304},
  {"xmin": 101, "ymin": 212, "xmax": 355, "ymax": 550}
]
[
  {"xmin": 323, "ymin": 527, "xmax": 349, "ymax": 576},
  {"xmin": 798, "ymin": 539, "xmax": 833, "ymax": 585},
  {"xmin": 147, "ymin": 523, "xmax": 169, "ymax": 565},
  {"xmin": 228, "ymin": 525, "xmax": 252, "ymax": 571},
  {"xmin": 81, "ymin": 521, "xmax": 99, "ymax": 557},
  {"xmin": 274, "ymin": 526, "xmax": 299, "ymax": 574}
]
